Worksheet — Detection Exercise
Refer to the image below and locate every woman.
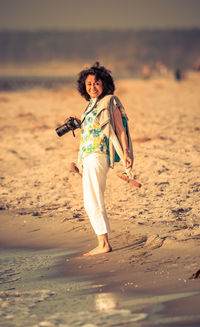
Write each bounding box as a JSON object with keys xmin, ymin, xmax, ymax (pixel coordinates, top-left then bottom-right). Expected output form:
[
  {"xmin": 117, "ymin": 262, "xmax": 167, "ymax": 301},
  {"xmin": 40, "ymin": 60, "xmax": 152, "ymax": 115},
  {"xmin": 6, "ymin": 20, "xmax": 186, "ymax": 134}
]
[{"xmin": 77, "ymin": 62, "xmax": 133, "ymax": 256}]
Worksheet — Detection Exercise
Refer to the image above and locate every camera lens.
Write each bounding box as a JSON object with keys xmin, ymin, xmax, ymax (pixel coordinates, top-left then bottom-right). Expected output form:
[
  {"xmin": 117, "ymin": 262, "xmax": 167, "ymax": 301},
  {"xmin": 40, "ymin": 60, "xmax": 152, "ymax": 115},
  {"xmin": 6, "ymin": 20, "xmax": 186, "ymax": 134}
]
[{"xmin": 56, "ymin": 124, "xmax": 70, "ymax": 137}]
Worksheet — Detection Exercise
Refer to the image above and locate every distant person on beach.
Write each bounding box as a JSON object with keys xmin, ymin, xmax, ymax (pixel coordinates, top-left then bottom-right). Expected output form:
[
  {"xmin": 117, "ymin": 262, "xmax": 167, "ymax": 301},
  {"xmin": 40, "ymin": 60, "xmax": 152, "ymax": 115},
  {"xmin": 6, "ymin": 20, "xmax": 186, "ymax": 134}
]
[
  {"xmin": 175, "ymin": 68, "xmax": 184, "ymax": 81},
  {"xmin": 76, "ymin": 62, "xmax": 133, "ymax": 256},
  {"xmin": 142, "ymin": 65, "xmax": 151, "ymax": 79}
]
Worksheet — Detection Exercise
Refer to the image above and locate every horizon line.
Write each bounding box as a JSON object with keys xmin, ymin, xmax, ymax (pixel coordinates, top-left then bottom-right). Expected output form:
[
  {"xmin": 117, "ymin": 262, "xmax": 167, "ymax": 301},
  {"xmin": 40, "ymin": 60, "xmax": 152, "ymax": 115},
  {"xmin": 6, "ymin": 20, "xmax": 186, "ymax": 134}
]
[{"xmin": 0, "ymin": 26, "xmax": 200, "ymax": 33}]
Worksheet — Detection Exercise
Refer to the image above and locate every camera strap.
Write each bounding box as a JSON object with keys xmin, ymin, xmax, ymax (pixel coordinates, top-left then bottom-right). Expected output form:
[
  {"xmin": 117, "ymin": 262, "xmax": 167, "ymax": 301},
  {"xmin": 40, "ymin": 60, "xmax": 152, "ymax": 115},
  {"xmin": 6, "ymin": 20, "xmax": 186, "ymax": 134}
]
[{"xmin": 81, "ymin": 98, "xmax": 98, "ymax": 125}]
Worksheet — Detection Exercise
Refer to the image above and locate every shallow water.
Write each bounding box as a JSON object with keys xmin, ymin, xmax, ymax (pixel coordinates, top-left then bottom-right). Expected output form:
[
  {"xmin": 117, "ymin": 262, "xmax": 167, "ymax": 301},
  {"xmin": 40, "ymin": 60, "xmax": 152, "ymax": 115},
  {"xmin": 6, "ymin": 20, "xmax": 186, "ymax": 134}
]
[
  {"xmin": 0, "ymin": 76, "xmax": 74, "ymax": 91},
  {"xmin": 0, "ymin": 249, "xmax": 200, "ymax": 327}
]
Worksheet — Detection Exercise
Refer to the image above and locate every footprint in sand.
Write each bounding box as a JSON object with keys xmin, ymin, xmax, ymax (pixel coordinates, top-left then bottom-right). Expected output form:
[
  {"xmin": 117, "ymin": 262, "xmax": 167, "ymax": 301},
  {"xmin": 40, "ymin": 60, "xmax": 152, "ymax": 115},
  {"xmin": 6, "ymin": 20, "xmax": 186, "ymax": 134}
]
[{"xmin": 145, "ymin": 234, "xmax": 165, "ymax": 249}]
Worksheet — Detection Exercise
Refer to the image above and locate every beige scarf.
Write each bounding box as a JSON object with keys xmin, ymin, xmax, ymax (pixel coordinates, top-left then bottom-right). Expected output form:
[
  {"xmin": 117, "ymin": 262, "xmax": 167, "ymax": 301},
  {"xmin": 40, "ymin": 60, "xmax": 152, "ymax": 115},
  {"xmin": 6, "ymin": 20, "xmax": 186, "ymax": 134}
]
[{"xmin": 96, "ymin": 95, "xmax": 134, "ymax": 177}]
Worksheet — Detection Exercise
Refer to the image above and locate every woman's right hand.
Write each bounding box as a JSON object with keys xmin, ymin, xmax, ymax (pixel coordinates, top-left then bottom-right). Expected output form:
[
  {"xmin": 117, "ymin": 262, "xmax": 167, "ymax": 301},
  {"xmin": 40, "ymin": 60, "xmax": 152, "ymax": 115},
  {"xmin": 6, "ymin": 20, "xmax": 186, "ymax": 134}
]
[{"xmin": 74, "ymin": 116, "xmax": 81, "ymax": 128}]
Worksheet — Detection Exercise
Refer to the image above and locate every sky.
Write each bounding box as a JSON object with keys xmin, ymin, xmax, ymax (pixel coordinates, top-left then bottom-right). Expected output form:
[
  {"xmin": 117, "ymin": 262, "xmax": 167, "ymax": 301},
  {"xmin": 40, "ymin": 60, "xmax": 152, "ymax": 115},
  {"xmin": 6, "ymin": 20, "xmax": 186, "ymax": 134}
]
[{"xmin": 0, "ymin": 0, "xmax": 200, "ymax": 31}]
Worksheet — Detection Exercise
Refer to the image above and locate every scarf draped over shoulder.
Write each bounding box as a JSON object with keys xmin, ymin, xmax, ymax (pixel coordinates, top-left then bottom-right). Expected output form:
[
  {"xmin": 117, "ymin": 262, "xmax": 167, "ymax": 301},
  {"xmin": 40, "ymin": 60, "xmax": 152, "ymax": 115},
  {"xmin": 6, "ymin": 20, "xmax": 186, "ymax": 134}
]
[{"xmin": 96, "ymin": 95, "xmax": 134, "ymax": 172}]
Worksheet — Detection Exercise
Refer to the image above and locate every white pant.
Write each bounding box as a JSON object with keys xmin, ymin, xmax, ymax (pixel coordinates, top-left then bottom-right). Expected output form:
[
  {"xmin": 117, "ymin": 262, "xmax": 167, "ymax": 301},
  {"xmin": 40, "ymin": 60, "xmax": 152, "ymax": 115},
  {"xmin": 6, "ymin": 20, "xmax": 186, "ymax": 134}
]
[{"xmin": 82, "ymin": 153, "xmax": 110, "ymax": 235}]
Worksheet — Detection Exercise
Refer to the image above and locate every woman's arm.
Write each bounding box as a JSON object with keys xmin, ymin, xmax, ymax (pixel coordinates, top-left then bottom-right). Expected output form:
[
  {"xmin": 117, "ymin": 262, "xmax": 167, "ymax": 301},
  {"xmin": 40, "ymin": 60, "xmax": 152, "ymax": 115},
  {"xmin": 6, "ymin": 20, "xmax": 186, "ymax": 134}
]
[{"xmin": 113, "ymin": 107, "xmax": 133, "ymax": 168}]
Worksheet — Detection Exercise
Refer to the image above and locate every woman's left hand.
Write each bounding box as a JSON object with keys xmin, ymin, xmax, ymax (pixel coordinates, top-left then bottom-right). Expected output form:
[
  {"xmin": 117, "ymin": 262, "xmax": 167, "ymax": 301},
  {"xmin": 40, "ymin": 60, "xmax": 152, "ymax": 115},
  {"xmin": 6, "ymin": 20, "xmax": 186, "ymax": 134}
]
[{"xmin": 124, "ymin": 150, "xmax": 133, "ymax": 169}]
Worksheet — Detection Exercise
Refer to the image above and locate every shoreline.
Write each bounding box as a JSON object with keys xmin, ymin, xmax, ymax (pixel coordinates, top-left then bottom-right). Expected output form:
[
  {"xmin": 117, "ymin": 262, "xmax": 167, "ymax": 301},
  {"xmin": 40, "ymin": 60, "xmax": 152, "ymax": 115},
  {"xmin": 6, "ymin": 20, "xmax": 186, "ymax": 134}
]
[
  {"xmin": 1, "ymin": 209, "xmax": 200, "ymax": 326},
  {"xmin": 1, "ymin": 209, "xmax": 199, "ymax": 296}
]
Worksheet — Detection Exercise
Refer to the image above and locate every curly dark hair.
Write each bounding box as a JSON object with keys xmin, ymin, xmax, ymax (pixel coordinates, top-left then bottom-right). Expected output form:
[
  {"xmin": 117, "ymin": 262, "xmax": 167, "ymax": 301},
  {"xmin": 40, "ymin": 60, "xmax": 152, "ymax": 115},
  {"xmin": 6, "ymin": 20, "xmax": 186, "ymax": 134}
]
[{"xmin": 77, "ymin": 62, "xmax": 115, "ymax": 101}]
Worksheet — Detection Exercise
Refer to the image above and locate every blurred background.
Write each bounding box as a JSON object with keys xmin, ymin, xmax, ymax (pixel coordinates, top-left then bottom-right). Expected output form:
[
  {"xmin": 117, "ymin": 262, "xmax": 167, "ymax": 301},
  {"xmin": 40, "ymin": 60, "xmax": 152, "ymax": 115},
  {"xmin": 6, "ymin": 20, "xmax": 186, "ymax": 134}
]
[{"xmin": 0, "ymin": 0, "xmax": 200, "ymax": 90}]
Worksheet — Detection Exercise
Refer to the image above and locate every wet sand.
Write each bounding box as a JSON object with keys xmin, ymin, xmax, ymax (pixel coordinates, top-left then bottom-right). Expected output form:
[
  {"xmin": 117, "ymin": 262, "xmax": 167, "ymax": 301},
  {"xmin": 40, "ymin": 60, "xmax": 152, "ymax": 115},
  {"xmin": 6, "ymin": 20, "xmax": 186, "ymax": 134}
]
[
  {"xmin": 1, "ymin": 211, "xmax": 200, "ymax": 326},
  {"xmin": 0, "ymin": 72, "xmax": 200, "ymax": 325}
]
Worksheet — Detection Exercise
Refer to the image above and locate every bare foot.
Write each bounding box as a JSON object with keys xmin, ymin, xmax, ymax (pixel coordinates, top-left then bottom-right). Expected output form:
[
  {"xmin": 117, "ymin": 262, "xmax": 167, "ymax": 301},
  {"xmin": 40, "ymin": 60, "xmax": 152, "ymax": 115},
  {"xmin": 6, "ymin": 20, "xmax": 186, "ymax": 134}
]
[{"xmin": 83, "ymin": 246, "xmax": 112, "ymax": 257}]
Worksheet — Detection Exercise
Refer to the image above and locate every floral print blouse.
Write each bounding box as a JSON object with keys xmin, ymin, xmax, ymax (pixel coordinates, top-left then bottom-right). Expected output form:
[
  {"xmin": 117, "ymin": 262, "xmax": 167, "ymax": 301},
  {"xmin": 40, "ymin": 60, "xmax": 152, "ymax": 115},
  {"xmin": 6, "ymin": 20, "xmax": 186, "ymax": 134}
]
[{"xmin": 79, "ymin": 98, "xmax": 108, "ymax": 162}]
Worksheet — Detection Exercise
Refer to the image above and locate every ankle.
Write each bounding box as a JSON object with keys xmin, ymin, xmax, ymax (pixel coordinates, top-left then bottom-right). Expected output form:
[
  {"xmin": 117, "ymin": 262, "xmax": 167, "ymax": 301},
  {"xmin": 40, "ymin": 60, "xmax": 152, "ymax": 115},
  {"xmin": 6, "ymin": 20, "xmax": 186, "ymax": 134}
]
[
  {"xmin": 97, "ymin": 234, "xmax": 110, "ymax": 249},
  {"xmin": 99, "ymin": 240, "xmax": 110, "ymax": 249}
]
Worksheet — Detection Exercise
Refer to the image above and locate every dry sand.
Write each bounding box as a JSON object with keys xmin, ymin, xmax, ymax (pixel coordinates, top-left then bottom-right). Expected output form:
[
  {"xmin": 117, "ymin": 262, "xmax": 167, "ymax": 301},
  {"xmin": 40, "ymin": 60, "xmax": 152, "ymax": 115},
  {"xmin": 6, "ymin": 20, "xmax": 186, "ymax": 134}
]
[{"xmin": 0, "ymin": 72, "xmax": 200, "ymax": 325}]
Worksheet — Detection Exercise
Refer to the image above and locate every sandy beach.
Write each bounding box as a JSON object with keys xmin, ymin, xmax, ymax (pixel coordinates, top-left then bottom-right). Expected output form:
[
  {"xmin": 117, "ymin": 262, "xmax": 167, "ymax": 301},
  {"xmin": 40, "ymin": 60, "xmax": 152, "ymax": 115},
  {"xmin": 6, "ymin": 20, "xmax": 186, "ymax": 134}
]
[{"xmin": 1, "ymin": 72, "xmax": 200, "ymax": 326}]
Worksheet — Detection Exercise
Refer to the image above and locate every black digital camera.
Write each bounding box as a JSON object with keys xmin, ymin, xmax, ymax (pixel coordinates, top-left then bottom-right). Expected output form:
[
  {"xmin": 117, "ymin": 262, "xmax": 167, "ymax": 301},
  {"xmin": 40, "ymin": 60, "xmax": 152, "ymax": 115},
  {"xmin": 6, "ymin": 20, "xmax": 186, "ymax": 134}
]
[{"xmin": 55, "ymin": 117, "xmax": 81, "ymax": 137}]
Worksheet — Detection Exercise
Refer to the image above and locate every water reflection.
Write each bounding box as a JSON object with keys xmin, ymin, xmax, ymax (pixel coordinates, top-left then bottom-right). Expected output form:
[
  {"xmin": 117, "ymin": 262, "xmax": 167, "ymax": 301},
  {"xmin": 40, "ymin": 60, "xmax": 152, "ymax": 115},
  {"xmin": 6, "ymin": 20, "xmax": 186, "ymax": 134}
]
[
  {"xmin": 95, "ymin": 292, "xmax": 118, "ymax": 312},
  {"xmin": 94, "ymin": 291, "xmax": 200, "ymax": 325},
  {"xmin": 95, "ymin": 292, "xmax": 148, "ymax": 323}
]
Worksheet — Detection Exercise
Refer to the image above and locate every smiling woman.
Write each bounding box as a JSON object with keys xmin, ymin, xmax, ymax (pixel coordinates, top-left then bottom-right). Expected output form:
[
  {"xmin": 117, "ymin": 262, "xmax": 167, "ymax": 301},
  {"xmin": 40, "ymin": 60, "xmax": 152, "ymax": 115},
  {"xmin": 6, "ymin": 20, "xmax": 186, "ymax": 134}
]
[
  {"xmin": 85, "ymin": 76, "xmax": 103, "ymax": 99},
  {"xmin": 76, "ymin": 62, "xmax": 133, "ymax": 256}
]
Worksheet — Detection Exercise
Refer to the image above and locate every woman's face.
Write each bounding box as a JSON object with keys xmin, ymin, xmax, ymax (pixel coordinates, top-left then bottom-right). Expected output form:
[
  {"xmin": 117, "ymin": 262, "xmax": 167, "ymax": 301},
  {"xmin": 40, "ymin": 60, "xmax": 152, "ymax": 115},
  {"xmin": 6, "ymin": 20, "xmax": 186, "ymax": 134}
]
[{"xmin": 85, "ymin": 74, "xmax": 103, "ymax": 99}]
